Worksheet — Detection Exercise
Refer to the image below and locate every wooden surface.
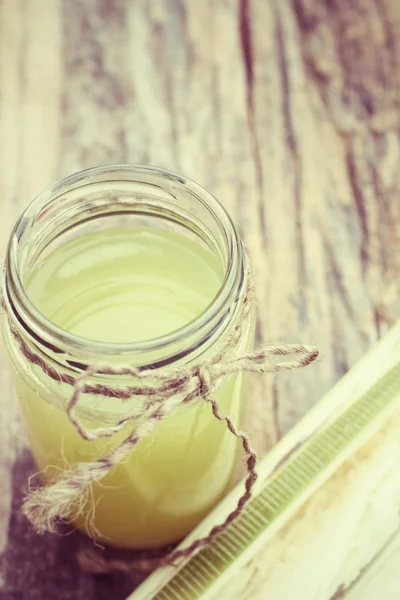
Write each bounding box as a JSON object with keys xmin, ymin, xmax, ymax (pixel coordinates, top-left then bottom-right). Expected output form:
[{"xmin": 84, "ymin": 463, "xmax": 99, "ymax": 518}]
[{"xmin": 0, "ymin": 0, "xmax": 399, "ymax": 598}]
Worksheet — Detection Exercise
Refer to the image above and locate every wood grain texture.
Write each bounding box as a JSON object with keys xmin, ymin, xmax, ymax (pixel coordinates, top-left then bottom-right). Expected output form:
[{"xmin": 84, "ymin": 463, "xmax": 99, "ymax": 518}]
[{"xmin": 0, "ymin": 0, "xmax": 399, "ymax": 597}]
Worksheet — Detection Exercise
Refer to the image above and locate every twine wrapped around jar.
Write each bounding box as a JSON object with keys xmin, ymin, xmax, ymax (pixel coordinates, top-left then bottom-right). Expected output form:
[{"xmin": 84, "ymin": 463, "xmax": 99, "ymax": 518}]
[{"xmin": 1, "ymin": 274, "xmax": 319, "ymax": 572}]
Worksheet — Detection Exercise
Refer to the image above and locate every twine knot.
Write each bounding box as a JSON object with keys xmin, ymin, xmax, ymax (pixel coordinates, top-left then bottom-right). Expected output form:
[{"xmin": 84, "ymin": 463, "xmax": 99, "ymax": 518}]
[{"xmin": 193, "ymin": 365, "xmax": 212, "ymax": 399}]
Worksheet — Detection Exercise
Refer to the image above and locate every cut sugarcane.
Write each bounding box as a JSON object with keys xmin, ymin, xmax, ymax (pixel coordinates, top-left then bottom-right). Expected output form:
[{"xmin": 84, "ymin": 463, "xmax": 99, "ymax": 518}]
[{"xmin": 129, "ymin": 322, "xmax": 400, "ymax": 600}]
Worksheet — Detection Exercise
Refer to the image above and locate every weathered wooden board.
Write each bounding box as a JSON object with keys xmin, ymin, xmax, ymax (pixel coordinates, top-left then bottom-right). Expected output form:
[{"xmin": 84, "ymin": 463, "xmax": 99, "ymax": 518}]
[{"xmin": 0, "ymin": 0, "xmax": 399, "ymax": 597}]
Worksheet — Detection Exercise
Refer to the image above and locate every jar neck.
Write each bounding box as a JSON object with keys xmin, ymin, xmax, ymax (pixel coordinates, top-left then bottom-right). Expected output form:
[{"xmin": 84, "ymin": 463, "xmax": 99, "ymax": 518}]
[{"xmin": 3, "ymin": 165, "xmax": 246, "ymax": 373}]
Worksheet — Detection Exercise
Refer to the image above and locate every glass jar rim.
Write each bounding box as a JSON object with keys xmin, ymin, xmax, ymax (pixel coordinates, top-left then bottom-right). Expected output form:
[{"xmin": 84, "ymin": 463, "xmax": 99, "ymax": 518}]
[{"xmin": 3, "ymin": 164, "xmax": 244, "ymax": 362}]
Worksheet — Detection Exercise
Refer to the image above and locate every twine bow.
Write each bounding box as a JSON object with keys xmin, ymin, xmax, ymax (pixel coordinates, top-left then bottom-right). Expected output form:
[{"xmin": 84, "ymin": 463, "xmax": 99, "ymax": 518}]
[{"xmin": 1, "ymin": 280, "xmax": 319, "ymax": 572}]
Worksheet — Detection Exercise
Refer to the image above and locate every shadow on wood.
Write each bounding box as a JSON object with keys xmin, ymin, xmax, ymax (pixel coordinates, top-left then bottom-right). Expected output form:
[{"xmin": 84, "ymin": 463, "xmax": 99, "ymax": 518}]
[{"xmin": 0, "ymin": 451, "xmax": 143, "ymax": 600}]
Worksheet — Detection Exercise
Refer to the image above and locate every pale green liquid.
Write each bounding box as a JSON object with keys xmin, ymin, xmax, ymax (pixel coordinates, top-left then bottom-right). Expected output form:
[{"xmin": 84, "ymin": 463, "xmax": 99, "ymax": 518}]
[
  {"xmin": 28, "ymin": 228, "xmax": 223, "ymax": 343},
  {"xmin": 12, "ymin": 228, "xmax": 249, "ymax": 549}
]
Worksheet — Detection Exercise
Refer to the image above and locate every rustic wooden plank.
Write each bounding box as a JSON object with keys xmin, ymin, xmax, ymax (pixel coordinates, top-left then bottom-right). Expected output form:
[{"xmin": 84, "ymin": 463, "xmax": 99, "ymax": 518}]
[
  {"xmin": 0, "ymin": 0, "xmax": 64, "ymax": 591},
  {"xmin": 0, "ymin": 0, "xmax": 399, "ymax": 597},
  {"xmin": 248, "ymin": 0, "xmax": 400, "ymax": 435},
  {"xmin": 0, "ymin": 0, "xmax": 24, "ymax": 569}
]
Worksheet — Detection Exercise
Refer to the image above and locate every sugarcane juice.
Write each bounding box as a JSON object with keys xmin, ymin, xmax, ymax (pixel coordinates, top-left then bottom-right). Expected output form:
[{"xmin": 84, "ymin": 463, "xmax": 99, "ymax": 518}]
[{"xmin": 9, "ymin": 228, "xmax": 248, "ymax": 549}]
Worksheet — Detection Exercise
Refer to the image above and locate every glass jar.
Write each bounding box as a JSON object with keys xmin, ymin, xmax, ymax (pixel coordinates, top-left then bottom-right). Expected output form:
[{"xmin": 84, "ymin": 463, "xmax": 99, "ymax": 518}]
[{"xmin": 2, "ymin": 165, "xmax": 254, "ymax": 550}]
